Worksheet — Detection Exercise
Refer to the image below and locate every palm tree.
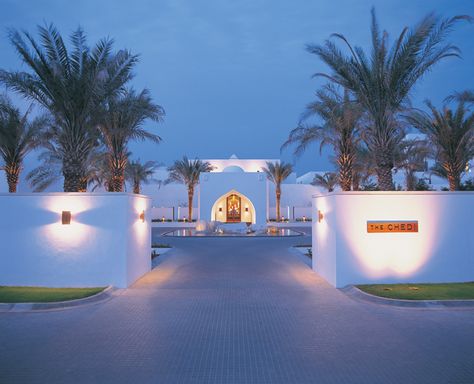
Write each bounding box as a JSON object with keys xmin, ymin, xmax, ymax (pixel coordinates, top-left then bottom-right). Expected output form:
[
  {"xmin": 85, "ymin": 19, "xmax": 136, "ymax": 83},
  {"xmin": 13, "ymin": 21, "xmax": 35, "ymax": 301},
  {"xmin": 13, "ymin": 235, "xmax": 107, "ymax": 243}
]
[
  {"xmin": 126, "ymin": 159, "xmax": 158, "ymax": 194},
  {"xmin": 307, "ymin": 8, "xmax": 470, "ymax": 190},
  {"xmin": 282, "ymin": 85, "xmax": 362, "ymax": 191},
  {"xmin": 312, "ymin": 172, "xmax": 338, "ymax": 193},
  {"xmin": 0, "ymin": 24, "xmax": 137, "ymax": 192},
  {"xmin": 406, "ymin": 101, "xmax": 474, "ymax": 191},
  {"xmin": 166, "ymin": 156, "xmax": 214, "ymax": 221},
  {"xmin": 97, "ymin": 89, "xmax": 164, "ymax": 192},
  {"xmin": 26, "ymin": 145, "xmax": 108, "ymax": 192},
  {"xmin": 262, "ymin": 161, "xmax": 293, "ymax": 221},
  {"xmin": 0, "ymin": 95, "xmax": 47, "ymax": 192},
  {"xmin": 394, "ymin": 138, "xmax": 430, "ymax": 190}
]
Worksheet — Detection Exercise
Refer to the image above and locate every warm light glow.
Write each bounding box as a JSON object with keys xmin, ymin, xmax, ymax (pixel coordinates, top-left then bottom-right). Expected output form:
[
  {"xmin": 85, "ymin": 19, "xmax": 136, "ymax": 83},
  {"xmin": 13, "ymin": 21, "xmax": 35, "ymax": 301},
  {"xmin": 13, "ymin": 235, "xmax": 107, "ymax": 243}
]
[
  {"xmin": 211, "ymin": 190, "xmax": 256, "ymax": 224},
  {"xmin": 41, "ymin": 196, "xmax": 94, "ymax": 254},
  {"xmin": 132, "ymin": 198, "xmax": 150, "ymax": 243},
  {"xmin": 318, "ymin": 210, "xmax": 324, "ymax": 223},
  {"xmin": 316, "ymin": 194, "xmax": 441, "ymax": 278}
]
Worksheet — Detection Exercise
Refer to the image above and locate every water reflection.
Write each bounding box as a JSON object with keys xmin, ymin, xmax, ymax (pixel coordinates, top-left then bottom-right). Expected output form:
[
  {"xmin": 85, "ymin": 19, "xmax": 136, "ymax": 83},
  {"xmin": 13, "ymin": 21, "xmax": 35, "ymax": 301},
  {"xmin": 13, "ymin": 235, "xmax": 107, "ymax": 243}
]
[{"xmin": 162, "ymin": 228, "xmax": 303, "ymax": 237}]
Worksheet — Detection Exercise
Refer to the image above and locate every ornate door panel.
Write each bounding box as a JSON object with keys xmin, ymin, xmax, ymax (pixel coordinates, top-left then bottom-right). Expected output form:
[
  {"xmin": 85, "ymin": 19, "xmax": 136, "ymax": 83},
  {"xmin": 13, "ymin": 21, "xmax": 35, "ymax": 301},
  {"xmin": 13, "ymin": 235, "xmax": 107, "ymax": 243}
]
[{"xmin": 226, "ymin": 194, "xmax": 241, "ymax": 222}]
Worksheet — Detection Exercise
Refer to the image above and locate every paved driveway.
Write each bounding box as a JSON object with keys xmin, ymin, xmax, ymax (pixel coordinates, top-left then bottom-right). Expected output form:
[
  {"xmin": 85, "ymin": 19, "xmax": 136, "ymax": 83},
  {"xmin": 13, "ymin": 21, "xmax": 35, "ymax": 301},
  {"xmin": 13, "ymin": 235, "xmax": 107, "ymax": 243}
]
[{"xmin": 0, "ymin": 232, "xmax": 473, "ymax": 384}]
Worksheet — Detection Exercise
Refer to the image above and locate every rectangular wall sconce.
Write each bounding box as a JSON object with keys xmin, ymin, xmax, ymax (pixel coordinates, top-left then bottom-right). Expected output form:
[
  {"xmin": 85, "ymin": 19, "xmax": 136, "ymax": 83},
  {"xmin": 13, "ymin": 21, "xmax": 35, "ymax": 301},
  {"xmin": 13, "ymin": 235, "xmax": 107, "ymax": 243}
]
[
  {"xmin": 245, "ymin": 207, "xmax": 249, "ymax": 212},
  {"xmin": 139, "ymin": 210, "xmax": 145, "ymax": 222},
  {"xmin": 62, "ymin": 211, "xmax": 71, "ymax": 225},
  {"xmin": 219, "ymin": 207, "xmax": 222, "ymax": 212}
]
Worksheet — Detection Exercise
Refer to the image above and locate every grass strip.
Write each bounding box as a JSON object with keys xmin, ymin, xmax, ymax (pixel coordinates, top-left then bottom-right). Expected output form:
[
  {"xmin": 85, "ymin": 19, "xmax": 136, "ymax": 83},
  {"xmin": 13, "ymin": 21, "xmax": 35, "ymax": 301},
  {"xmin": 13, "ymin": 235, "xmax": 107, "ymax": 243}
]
[
  {"xmin": 357, "ymin": 282, "xmax": 474, "ymax": 300},
  {"xmin": 0, "ymin": 286, "xmax": 105, "ymax": 303}
]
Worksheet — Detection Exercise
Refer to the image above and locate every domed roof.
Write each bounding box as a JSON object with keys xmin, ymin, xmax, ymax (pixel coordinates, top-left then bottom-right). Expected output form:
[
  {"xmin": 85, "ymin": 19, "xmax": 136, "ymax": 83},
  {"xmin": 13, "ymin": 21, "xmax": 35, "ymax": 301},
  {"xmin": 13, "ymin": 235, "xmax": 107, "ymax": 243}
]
[{"xmin": 222, "ymin": 165, "xmax": 245, "ymax": 173}]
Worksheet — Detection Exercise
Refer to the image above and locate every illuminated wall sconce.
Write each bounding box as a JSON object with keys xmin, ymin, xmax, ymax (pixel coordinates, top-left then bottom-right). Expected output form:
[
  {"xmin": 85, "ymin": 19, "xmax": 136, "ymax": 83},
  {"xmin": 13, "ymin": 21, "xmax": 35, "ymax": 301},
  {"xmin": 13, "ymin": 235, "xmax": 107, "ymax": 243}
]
[
  {"xmin": 318, "ymin": 210, "xmax": 324, "ymax": 223},
  {"xmin": 219, "ymin": 207, "xmax": 223, "ymax": 212},
  {"xmin": 139, "ymin": 210, "xmax": 145, "ymax": 222},
  {"xmin": 61, "ymin": 211, "xmax": 71, "ymax": 225},
  {"xmin": 245, "ymin": 207, "xmax": 249, "ymax": 212}
]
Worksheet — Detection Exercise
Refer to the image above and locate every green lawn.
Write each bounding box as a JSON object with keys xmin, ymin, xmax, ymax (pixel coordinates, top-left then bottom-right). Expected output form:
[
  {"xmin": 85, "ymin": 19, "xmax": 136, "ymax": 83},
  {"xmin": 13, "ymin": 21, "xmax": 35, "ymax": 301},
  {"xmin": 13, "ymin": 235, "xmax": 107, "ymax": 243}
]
[
  {"xmin": 357, "ymin": 282, "xmax": 474, "ymax": 300},
  {"xmin": 0, "ymin": 286, "xmax": 105, "ymax": 303}
]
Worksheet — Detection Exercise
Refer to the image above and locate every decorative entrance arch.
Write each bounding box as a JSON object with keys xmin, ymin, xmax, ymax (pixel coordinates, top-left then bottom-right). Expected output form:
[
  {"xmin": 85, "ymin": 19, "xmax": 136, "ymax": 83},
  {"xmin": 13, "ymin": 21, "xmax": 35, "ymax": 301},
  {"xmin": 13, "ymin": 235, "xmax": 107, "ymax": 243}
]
[{"xmin": 211, "ymin": 190, "xmax": 256, "ymax": 224}]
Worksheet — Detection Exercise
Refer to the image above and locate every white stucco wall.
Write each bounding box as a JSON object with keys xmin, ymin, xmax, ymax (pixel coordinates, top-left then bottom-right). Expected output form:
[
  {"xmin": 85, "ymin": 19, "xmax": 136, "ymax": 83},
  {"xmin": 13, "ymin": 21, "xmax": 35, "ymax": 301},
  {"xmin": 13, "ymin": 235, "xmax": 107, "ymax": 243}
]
[
  {"xmin": 0, "ymin": 193, "xmax": 151, "ymax": 288},
  {"xmin": 312, "ymin": 192, "xmax": 474, "ymax": 288},
  {"xmin": 199, "ymin": 172, "xmax": 267, "ymax": 225},
  {"xmin": 203, "ymin": 158, "xmax": 279, "ymax": 173}
]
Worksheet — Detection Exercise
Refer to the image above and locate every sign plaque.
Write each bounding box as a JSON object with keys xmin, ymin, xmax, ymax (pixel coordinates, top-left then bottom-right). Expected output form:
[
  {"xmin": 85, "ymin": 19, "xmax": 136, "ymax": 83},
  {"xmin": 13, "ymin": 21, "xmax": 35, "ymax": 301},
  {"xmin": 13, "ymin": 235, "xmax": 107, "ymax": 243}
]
[{"xmin": 367, "ymin": 221, "xmax": 418, "ymax": 233}]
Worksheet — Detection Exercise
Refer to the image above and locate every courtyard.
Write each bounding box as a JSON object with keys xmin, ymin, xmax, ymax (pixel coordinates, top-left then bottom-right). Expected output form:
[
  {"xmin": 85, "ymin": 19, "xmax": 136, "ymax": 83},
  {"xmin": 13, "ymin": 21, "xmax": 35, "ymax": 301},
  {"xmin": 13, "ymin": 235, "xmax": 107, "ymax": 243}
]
[{"xmin": 0, "ymin": 229, "xmax": 472, "ymax": 384}]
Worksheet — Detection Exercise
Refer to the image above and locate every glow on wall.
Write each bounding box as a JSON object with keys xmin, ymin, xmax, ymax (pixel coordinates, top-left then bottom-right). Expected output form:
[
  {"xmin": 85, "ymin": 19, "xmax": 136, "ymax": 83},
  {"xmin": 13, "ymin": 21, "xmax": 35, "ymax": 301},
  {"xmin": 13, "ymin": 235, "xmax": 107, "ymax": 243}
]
[{"xmin": 211, "ymin": 190, "xmax": 256, "ymax": 224}]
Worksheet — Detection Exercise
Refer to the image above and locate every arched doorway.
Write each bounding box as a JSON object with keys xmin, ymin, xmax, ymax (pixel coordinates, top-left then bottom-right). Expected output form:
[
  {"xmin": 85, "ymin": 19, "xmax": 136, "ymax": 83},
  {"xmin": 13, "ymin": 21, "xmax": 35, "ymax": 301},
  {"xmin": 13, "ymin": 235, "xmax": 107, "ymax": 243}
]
[{"xmin": 211, "ymin": 190, "xmax": 256, "ymax": 224}]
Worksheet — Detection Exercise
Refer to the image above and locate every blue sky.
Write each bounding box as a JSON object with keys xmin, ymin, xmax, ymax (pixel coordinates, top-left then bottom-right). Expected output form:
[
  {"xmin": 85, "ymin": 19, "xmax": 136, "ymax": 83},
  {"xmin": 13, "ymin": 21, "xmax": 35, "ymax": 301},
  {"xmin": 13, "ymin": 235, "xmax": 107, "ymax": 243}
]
[{"xmin": 1, "ymin": 0, "xmax": 474, "ymax": 175}]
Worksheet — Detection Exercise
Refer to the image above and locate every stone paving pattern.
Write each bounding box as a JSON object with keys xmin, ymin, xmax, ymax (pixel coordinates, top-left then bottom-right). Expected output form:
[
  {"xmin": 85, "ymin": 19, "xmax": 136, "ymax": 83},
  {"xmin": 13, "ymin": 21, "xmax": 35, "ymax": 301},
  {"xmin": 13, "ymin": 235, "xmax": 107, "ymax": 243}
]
[{"xmin": 0, "ymin": 228, "xmax": 473, "ymax": 383}]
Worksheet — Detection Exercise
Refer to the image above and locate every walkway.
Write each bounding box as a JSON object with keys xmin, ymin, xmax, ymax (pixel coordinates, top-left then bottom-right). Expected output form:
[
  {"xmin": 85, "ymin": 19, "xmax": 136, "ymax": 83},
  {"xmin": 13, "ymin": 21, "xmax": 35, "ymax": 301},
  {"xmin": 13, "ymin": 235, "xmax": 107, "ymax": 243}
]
[{"xmin": 0, "ymin": 233, "xmax": 473, "ymax": 383}]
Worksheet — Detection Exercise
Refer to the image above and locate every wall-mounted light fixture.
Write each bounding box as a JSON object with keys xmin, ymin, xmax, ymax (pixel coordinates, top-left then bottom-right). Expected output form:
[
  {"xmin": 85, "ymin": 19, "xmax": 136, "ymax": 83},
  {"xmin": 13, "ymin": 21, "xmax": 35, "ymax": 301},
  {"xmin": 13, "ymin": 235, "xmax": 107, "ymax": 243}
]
[
  {"xmin": 62, "ymin": 211, "xmax": 71, "ymax": 225},
  {"xmin": 219, "ymin": 207, "xmax": 223, "ymax": 212},
  {"xmin": 245, "ymin": 207, "xmax": 249, "ymax": 212},
  {"xmin": 318, "ymin": 210, "xmax": 324, "ymax": 223},
  {"xmin": 139, "ymin": 210, "xmax": 145, "ymax": 222}
]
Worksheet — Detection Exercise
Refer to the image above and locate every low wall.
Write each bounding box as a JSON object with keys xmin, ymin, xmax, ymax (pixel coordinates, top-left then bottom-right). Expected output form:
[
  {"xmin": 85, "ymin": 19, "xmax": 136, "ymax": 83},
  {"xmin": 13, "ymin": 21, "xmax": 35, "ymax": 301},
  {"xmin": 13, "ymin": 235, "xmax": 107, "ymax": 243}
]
[
  {"xmin": 268, "ymin": 206, "xmax": 312, "ymax": 220},
  {"xmin": 0, "ymin": 193, "xmax": 151, "ymax": 288},
  {"xmin": 312, "ymin": 192, "xmax": 474, "ymax": 288}
]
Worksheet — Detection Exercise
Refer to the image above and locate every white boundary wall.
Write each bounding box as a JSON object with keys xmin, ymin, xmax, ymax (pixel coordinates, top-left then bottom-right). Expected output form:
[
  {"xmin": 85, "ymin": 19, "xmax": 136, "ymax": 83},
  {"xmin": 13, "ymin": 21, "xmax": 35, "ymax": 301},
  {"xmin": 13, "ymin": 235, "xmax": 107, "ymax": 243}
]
[
  {"xmin": 312, "ymin": 192, "xmax": 474, "ymax": 288},
  {"xmin": 0, "ymin": 193, "xmax": 151, "ymax": 288}
]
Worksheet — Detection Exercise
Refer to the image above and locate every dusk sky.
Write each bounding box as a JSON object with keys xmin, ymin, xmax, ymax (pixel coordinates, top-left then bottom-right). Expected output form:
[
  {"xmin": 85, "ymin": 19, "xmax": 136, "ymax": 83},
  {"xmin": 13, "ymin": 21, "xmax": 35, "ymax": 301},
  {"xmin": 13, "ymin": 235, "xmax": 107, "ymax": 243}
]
[{"xmin": 1, "ymin": 0, "xmax": 474, "ymax": 176}]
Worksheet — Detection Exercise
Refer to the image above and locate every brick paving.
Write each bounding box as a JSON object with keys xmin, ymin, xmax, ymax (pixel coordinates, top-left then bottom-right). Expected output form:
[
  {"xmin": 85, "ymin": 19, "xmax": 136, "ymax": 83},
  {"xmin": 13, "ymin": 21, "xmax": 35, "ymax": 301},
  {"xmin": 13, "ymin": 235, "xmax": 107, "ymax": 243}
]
[{"xmin": 0, "ymin": 230, "xmax": 473, "ymax": 383}]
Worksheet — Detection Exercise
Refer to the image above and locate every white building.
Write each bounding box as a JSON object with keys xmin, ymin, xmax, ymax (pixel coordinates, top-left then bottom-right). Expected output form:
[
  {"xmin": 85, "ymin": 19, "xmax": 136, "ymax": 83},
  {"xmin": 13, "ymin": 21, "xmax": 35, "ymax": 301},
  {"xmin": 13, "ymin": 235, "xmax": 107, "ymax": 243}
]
[{"xmin": 144, "ymin": 155, "xmax": 318, "ymax": 225}]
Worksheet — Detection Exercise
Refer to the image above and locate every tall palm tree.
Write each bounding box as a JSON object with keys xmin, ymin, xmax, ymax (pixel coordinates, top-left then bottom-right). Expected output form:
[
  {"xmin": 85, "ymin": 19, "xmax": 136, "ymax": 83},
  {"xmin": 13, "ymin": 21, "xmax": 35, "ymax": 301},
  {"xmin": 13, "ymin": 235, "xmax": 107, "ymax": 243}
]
[
  {"xmin": 406, "ymin": 101, "xmax": 474, "ymax": 191},
  {"xmin": 97, "ymin": 88, "xmax": 164, "ymax": 192},
  {"xmin": 0, "ymin": 96, "xmax": 47, "ymax": 192},
  {"xmin": 126, "ymin": 159, "xmax": 158, "ymax": 194},
  {"xmin": 282, "ymin": 85, "xmax": 362, "ymax": 191},
  {"xmin": 312, "ymin": 172, "xmax": 338, "ymax": 193},
  {"xmin": 26, "ymin": 145, "xmax": 108, "ymax": 192},
  {"xmin": 307, "ymin": 8, "xmax": 470, "ymax": 190},
  {"xmin": 166, "ymin": 156, "xmax": 214, "ymax": 221},
  {"xmin": 0, "ymin": 24, "xmax": 137, "ymax": 191},
  {"xmin": 262, "ymin": 161, "xmax": 293, "ymax": 221}
]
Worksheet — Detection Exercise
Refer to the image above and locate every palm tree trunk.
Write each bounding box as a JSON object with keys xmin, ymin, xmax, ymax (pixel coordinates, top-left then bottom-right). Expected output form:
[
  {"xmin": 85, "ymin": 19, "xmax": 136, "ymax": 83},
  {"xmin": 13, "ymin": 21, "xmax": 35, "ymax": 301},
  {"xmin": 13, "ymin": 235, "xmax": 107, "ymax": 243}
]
[
  {"xmin": 276, "ymin": 187, "xmax": 281, "ymax": 221},
  {"xmin": 133, "ymin": 180, "xmax": 140, "ymax": 194},
  {"xmin": 63, "ymin": 156, "xmax": 87, "ymax": 192},
  {"xmin": 63, "ymin": 171, "xmax": 87, "ymax": 192},
  {"xmin": 375, "ymin": 152, "xmax": 394, "ymax": 191},
  {"xmin": 110, "ymin": 168, "xmax": 125, "ymax": 192},
  {"xmin": 447, "ymin": 173, "xmax": 460, "ymax": 191},
  {"xmin": 5, "ymin": 164, "xmax": 20, "ymax": 193},
  {"xmin": 376, "ymin": 166, "xmax": 394, "ymax": 191},
  {"xmin": 338, "ymin": 154, "xmax": 353, "ymax": 191},
  {"xmin": 109, "ymin": 155, "xmax": 126, "ymax": 192},
  {"xmin": 188, "ymin": 187, "xmax": 194, "ymax": 221}
]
